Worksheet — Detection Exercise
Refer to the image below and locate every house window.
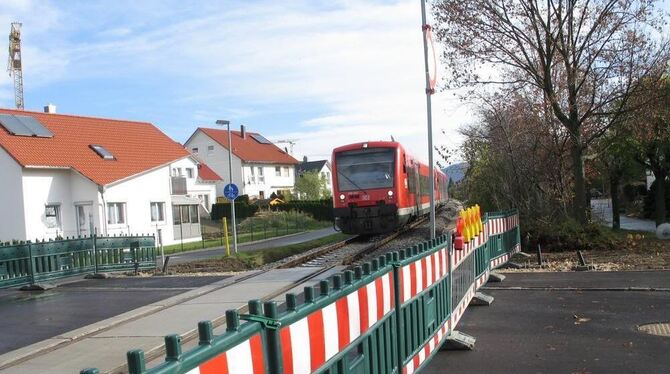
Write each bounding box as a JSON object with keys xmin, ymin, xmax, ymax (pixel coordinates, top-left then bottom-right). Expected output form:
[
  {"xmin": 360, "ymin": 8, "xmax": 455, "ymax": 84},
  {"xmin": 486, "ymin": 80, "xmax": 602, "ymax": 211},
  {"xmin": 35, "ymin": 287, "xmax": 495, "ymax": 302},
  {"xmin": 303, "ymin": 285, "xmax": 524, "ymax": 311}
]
[
  {"xmin": 249, "ymin": 167, "xmax": 256, "ymax": 184},
  {"xmin": 192, "ymin": 147, "xmax": 199, "ymax": 154},
  {"xmin": 185, "ymin": 168, "xmax": 194, "ymax": 178},
  {"xmin": 172, "ymin": 205, "xmax": 181, "ymax": 225},
  {"xmin": 275, "ymin": 166, "xmax": 281, "ymax": 176},
  {"xmin": 257, "ymin": 167, "xmax": 265, "ymax": 184},
  {"xmin": 172, "ymin": 168, "xmax": 183, "ymax": 177},
  {"xmin": 44, "ymin": 205, "xmax": 61, "ymax": 229},
  {"xmin": 189, "ymin": 205, "xmax": 199, "ymax": 223},
  {"xmin": 282, "ymin": 167, "xmax": 289, "ymax": 177},
  {"xmin": 207, "ymin": 145, "xmax": 214, "ymax": 155},
  {"xmin": 107, "ymin": 203, "xmax": 126, "ymax": 225},
  {"xmin": 150, "ymin": 202, "xmax": 165, "ymax": 222},
  {"xmin": 199, "ymin": 194, "xmax": 210, "ymax": 209}
]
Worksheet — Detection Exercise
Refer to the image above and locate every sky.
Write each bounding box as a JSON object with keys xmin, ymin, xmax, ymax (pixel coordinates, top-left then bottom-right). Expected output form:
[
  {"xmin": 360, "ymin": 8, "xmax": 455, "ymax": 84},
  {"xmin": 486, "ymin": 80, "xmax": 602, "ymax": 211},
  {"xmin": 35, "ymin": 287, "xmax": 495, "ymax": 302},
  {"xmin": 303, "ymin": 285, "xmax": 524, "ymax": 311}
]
[
  {"xmin": 0, "ymin": 0, "xmax": 473, "ymax": 165},
  {"xmin": 1, "ymin": 1, "xmax": 667, "ymax": 165}
]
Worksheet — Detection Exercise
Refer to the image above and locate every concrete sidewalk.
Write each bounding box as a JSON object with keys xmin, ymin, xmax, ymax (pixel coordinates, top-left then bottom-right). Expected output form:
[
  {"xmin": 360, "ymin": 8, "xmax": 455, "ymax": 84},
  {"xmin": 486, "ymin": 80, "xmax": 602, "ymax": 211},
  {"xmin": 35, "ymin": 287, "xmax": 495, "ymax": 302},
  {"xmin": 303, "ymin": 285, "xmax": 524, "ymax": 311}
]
[
  {"xmin": 425, "ymin": 271, "xmax": 670, "ymax": 373},
  {"xmin": 591, "ymin": 198, "xmax": 656, "ymax": 232},
  {"xmin": 0, "ymin": 268, "xmax": 322, "ymax": 374}
]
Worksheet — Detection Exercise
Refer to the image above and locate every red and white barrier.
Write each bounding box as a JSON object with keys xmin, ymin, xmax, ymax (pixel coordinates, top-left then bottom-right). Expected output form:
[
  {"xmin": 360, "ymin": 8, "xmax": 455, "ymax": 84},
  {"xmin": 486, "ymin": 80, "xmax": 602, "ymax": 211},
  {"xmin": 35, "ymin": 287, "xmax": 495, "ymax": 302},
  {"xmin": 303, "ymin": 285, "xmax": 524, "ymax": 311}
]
[
  {"xmin": 403, "ymin": 319, "xmax": 451, "ymax": 374},
  {"xmin": 279, "ymin": 273, "xmax": 394, "ymax": 374},
  {"xmin": 187, "ymin": 334, "xmax": 265, "ymax": 374},
  {"xmin": 399, "ymin": 246, "xmax": 450, "ymax": 303}
]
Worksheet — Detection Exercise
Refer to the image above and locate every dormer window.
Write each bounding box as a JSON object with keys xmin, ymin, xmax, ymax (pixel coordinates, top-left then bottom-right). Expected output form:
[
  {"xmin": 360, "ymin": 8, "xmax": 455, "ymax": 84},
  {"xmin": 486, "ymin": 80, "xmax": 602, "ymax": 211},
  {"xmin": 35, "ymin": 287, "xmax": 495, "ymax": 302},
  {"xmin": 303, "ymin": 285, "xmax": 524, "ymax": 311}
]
[{"xmin": 90, "ymin": 144, "xmax": 115, "ymax": 160}]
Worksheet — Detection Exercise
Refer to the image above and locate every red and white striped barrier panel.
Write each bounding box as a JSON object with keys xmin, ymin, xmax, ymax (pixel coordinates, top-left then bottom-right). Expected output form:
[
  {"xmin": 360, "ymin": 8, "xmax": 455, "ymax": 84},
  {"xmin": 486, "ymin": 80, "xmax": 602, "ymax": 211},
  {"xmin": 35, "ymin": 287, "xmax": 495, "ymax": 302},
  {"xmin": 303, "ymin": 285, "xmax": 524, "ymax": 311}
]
[
  {"xmin": 279, "ymin": 272, "xmax": 394, "ymax": 374},
  {"xmin": 402, "ymin": 283, "xmax": 476, "ymax": 374},
  {"xmin": 487, "ymin": 214, "xmax": 519, "ymax": 236},
  {"xmin": 475, "ymin": 269, "xmax": 490, "ymax": 289},
  {"xmin": 450, "ymin": 284, "xmax": 476, "ymax": 328},
  {"xmin": 399, "ymin": 246, "xmax": 449, "ymax": 303},
  {"xmin": 402, "ymin": 318, "xmax": 451, "ymax": 374},
  {"xmin": 490, "ymin": 243, "xmax": 521, "ymax": 269},
  {"xmin": 186, "ymin": 334, "xmax": 265, "ymax": 374}
]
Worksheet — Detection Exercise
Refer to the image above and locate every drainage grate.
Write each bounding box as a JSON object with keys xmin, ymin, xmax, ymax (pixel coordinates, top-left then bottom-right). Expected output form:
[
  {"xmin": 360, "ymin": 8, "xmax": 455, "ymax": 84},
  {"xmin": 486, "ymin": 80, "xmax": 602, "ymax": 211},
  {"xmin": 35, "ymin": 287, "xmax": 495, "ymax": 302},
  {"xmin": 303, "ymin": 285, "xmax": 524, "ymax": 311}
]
[{"xmin": 638, "ymin": 323, "xmax": 670, "ymax": 337}]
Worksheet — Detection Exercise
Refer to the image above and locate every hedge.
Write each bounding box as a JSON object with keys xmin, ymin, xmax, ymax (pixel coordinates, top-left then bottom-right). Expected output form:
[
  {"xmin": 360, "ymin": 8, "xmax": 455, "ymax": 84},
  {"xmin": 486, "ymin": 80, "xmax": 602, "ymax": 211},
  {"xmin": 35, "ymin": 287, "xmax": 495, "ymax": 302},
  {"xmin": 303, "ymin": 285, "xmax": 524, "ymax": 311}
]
[
  {"xmin": 273, "ymin": 199, "xmax": 333, "ymax": 221},
  {"xmin": 211, "ymin": 201, "xmax": 259, "ymax": 221}
]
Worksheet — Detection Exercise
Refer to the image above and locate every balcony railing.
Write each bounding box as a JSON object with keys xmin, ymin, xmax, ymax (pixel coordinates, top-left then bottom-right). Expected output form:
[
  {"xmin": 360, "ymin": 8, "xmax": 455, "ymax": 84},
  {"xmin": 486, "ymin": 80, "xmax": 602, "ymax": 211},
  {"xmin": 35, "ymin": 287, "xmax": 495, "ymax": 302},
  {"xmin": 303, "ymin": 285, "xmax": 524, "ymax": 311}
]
[{"xmin": 171, "ymin": 176, "xmax": 187, "ymax": 195}]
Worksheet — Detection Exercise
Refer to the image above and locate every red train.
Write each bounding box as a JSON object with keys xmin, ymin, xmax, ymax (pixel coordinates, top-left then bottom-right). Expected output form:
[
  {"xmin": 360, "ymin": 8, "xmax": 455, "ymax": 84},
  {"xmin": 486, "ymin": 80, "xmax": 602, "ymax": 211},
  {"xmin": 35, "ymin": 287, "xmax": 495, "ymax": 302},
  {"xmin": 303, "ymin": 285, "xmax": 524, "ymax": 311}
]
[{"xmin": 331, "ymin": 141, "xmax": 449, "ymax": 235}]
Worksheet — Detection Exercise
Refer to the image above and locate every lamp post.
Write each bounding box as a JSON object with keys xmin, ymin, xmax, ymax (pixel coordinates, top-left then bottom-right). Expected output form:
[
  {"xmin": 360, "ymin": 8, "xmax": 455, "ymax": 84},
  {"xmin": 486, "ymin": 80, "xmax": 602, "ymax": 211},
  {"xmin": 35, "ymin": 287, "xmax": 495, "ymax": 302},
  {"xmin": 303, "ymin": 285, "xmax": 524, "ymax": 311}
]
[{"xmin": 216, "ymin": 119, "xmax": 238, "ymax": 254}]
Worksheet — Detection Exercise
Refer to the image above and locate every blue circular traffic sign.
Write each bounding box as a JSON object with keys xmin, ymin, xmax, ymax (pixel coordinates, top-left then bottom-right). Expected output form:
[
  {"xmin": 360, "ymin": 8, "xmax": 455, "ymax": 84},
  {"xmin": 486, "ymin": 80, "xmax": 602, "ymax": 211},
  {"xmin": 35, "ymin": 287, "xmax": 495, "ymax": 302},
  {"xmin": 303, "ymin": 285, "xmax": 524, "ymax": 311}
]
[{"xmin": 223, "ymin": 183, "xmax": 239, "ymax": 201}]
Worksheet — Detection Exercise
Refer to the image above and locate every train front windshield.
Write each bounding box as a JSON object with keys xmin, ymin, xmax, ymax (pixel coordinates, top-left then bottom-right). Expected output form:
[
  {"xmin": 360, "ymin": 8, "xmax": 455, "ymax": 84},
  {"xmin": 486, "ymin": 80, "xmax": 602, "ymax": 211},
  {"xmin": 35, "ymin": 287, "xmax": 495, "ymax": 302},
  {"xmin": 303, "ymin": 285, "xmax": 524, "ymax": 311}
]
[{"xmin": 335, "ymin": 148, "xmax": 395, "ymax": 191}]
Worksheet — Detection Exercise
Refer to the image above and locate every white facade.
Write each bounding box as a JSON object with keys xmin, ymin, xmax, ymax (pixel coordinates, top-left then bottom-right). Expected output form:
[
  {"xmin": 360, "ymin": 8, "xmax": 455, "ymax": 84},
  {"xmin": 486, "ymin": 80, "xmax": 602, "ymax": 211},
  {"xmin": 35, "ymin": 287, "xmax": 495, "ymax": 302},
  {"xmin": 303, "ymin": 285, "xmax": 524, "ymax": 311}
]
[
  {"xmin": 185, "ymin": 130, "xmax": 296, "ymax": 200},
  {"xmin": 243, "ymin": 164, "xmax": 295, "ymax": 199},
  {"xmin": 0, "ymin": 147, "xmax": 26, "ymax": 241},
  {"xmin": 0, "ymin": 155, "xmax": 216, "ymax": 246}
]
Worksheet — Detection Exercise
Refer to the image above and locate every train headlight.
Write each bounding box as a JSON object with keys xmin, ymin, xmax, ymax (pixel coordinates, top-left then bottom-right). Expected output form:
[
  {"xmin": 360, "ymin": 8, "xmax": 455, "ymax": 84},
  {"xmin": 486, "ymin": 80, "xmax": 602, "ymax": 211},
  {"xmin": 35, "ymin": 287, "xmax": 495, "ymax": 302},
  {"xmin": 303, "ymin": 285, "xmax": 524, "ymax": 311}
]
[
  {"xmin": 387, "ymin": 190, "xmax": 394, "ymax": 197},
  {"xmin": 339, "ymin": 194, "xmax": 345, "ymax": 200}
]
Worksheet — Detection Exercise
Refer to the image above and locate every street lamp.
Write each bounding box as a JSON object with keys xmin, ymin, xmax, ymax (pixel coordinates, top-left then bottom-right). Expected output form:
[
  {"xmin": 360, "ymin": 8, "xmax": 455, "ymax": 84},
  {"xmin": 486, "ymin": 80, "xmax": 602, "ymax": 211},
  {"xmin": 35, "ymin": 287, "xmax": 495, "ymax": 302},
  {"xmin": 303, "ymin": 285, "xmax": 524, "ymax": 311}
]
[{"xmin": 216, "ymin": 119, "xmax": 238, "ymax": 254}]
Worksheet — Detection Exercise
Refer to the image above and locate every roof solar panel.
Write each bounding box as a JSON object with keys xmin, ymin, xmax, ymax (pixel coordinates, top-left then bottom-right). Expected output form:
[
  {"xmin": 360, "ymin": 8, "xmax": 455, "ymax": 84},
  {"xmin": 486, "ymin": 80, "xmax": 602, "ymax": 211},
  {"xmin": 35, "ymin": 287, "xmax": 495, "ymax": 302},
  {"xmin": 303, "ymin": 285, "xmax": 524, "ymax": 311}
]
[
  {"xmin": 250, "ymin": 134, "xmax": 272, "ymax": 144},
  {"xmin": 0, "ymin": 114, "xmax": 33, "ymax": 136},
  {"xmin": 15, "ymin": 115, "xmax": 53, "ymax": 138},
  {"xmin": 0, "ymin": 114, "xmax": 54, "ymax": 138}
]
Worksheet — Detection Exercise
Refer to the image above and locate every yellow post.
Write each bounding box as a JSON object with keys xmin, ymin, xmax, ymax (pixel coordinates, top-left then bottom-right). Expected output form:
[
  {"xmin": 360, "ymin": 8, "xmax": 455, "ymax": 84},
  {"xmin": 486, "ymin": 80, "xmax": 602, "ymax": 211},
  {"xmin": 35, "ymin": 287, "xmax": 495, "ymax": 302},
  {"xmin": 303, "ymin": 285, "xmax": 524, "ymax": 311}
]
[{"xmin": 223, "ymin": 217, "xmax": 230, "ymax": 256}]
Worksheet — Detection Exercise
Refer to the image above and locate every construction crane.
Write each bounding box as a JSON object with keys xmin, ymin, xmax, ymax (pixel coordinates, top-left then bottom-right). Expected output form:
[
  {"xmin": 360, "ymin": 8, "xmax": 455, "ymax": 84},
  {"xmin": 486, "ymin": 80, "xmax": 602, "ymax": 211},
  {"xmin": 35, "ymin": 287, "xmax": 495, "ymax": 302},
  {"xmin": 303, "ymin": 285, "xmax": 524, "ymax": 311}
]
[
  {"xmin": 275, "ymin": 139, "xmax": 299, "ymax": 155},
  {"xmin": 7, "ymin": 22, "xmax": 24, "ymax": 110}
]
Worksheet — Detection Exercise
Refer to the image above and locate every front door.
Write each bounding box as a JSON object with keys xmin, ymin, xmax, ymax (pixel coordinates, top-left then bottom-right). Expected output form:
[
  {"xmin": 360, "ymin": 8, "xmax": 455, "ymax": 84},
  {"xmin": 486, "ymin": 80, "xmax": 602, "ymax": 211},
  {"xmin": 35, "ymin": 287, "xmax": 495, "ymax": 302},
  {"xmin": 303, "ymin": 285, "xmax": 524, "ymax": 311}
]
[{"xmin": 76, "ymin": 204, "xmax": 92, "ymax": 236}]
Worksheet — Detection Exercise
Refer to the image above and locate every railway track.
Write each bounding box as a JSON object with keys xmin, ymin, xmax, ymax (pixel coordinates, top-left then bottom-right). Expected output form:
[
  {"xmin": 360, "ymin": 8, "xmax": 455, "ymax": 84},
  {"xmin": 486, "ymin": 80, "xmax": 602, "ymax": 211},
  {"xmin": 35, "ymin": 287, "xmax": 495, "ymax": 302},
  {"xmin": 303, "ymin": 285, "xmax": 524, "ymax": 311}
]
[{"xmin": 276, "ymin": 216, "xmax": 429, "ymax": 269}]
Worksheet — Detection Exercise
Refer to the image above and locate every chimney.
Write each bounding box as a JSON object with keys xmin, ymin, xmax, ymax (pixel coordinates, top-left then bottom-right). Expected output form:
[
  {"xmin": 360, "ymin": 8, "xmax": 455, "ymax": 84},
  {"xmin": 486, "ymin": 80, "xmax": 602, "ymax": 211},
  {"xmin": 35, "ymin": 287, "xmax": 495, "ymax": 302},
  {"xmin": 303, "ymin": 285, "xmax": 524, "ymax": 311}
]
[
  {"xmin": 303, "ymin": 156, "xmax": 308, "ymax": 163},
  {"xmin": 44, "ymin": 103, "xmax": 56, "ymax": 113},
  {"xmin": 240, "ymin": 125, "xmax": 246, "ymax": 139}
]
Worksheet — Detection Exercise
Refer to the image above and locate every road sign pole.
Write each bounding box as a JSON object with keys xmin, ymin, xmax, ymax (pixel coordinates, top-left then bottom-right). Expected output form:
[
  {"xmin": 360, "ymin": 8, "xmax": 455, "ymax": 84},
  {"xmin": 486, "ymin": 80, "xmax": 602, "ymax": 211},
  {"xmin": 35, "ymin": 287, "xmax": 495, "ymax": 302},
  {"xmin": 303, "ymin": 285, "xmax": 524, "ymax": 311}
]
[{"xmin": 226, "ymin": 121, "xmax": 238, "ymax": 254}]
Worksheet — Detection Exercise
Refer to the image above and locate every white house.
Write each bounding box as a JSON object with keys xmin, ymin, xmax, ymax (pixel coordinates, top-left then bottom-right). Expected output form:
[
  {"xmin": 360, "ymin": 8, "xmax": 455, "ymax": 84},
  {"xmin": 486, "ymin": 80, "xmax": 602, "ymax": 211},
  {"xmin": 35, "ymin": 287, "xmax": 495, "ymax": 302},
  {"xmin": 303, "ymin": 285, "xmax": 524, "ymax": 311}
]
[
  {"xmin": 0, "ymin": 107, "xmax": 219, "ymax": 246},
  {"xmin": 185, "ymin": 126, "xmax": 299, "ymax": 200},
  {"xmin": 296, "ymin": 157, "xmax": 333, "ymax": 196}
]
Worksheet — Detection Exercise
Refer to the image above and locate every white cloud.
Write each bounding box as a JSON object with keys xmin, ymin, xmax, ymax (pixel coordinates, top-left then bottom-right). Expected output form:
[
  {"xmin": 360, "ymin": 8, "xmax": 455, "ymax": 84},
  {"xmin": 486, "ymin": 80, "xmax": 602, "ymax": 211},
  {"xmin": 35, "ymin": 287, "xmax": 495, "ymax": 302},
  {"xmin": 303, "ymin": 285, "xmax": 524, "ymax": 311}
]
[{"xmin": 0, "ymin": 0, "xmax": 470, "ymax": 164}]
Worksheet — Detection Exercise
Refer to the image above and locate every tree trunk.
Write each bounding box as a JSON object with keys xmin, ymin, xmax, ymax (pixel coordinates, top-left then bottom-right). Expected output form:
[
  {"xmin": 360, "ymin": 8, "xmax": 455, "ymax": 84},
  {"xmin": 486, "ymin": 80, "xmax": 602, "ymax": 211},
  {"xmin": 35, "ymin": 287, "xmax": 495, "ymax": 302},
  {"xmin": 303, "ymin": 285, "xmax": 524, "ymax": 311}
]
[
  {"xmin": 571, "ymin": 139, "xmax": 587, "ymax": 224},
  {"xmin": 610, "ymin": 175, "xmax": 620, "ymax": 230},
  {"xmin": 654, "ymin": 170, "xmax": 667, "ymax": 226}
]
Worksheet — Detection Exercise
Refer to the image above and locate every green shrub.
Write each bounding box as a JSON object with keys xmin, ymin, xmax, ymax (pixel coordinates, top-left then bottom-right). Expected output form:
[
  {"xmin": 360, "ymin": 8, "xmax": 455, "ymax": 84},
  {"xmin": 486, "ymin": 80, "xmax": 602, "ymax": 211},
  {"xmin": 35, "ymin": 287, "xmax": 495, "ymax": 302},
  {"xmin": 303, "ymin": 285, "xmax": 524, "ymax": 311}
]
[
  {"xmin": 211, "ymin": 201, "xmax": 259, "ymax": 221},
  {"xmin": 273, "ymin": 199, "xmax": 333, "ymax": 221},
  {"xmin": 524, "ymin": 217, "xmax": 621, "ymax": 252}
]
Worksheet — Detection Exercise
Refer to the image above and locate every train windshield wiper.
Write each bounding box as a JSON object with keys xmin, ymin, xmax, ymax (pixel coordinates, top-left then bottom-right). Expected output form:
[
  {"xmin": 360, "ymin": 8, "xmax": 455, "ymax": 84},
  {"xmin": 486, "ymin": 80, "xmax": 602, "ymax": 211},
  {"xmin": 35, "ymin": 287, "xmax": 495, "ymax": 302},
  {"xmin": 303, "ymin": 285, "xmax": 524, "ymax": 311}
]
[{"xmin": 336, "ymin": 169, "xmax": 369, "ymax": 196}]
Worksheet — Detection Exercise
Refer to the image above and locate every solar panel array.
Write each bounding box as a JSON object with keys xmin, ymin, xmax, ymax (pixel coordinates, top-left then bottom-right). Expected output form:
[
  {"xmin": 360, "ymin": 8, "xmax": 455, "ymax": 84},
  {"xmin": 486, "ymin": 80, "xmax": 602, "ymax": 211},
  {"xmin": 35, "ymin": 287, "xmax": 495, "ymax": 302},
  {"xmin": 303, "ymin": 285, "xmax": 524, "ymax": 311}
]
[
  {"xmin": 250, "ymin": 133, "xmax": 272, "ymax": 144},
  {"xmin": 0, "ymin": 114, "xmax": 53, "ymax": 138}
]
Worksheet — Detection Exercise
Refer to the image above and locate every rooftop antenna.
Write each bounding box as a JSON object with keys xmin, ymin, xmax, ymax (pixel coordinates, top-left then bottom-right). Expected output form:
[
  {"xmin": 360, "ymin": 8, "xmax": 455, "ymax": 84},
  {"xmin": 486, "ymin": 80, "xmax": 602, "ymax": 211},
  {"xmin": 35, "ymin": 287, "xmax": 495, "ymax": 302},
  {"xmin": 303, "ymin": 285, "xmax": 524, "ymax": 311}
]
[
  {"xmin": 275, "ymin": 139, "xmax": 299, "ymax": 155},
  {"xmin": 7, "ymin": 22, "xmax": 24, "ymax": 110},
  {"xmin": 390, "ymin": 135, "xmax": 395, "ymax": 142}
]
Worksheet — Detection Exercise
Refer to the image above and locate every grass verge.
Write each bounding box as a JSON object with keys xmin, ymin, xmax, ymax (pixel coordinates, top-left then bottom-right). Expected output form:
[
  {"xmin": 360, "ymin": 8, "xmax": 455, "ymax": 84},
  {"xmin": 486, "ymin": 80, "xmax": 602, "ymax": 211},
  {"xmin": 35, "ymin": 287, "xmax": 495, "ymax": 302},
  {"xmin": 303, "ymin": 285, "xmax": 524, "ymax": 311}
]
[{"xmin": 167, "ymin": 233, "xmax": 350, "ymax": 273}]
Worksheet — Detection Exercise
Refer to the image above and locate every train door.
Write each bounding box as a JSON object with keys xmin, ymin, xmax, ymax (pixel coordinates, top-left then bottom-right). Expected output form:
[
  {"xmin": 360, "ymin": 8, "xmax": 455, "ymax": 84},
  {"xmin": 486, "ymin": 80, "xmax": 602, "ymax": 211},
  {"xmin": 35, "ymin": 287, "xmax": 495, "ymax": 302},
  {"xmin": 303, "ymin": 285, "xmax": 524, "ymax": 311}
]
[{"xmin": 413, "ymin": 164, "xmax": 421, "ymax": 217}]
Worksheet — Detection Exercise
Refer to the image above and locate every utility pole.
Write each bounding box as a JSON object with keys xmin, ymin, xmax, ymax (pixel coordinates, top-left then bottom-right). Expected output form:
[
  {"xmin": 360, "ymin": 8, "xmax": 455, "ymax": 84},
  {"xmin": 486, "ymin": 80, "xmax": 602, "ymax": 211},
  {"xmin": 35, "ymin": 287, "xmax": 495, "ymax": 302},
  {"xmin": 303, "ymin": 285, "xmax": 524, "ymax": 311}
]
[
  {"xmin": 421, "ymin": 0, "xmax": 436, "ymax": 239},
  {"xmin": 7, "ymin": 22, "xmax": 24, "ymax": 110}
]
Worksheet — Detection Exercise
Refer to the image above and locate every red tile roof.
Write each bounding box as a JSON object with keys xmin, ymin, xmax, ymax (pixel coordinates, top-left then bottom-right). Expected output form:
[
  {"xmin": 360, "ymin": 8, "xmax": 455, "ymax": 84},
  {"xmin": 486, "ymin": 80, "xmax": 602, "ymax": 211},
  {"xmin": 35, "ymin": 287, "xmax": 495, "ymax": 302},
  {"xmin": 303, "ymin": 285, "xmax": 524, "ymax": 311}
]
[
  {"xmin": 197, "ymin": 162, "xmax": 222, "ymax": 181},
  {"xmin": 0, "ymin": 108, "xmax": 190, "ymax": 185},
  {"xmin": 197, "ymin": 128, "xmax": 298, "ymax": 165}
]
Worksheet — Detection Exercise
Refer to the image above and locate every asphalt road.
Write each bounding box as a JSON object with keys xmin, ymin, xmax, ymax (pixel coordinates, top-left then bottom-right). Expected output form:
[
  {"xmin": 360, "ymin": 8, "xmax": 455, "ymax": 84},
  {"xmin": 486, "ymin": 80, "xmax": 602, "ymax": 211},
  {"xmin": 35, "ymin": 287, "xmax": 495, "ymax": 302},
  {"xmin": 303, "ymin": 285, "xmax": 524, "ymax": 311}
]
[
  {"xmin": 425, "ymin": 271, "xmax": 670, "ymax": 374},
  {"xmin": 0, "ymin": 276, "xmax": 227, "ymax": 355},
  {"xmin": 168, "ymin": 227, "xmax": 339, "ymax": 264}
]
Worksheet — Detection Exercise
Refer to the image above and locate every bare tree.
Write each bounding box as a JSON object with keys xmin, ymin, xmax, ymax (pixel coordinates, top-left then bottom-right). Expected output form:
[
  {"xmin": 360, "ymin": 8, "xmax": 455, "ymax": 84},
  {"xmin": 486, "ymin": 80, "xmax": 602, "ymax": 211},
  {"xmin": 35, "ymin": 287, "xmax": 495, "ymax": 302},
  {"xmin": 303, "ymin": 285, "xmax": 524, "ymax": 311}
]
[{"xmin": 433, "ymin": 0, "xmax": 669, "ymax": 223}]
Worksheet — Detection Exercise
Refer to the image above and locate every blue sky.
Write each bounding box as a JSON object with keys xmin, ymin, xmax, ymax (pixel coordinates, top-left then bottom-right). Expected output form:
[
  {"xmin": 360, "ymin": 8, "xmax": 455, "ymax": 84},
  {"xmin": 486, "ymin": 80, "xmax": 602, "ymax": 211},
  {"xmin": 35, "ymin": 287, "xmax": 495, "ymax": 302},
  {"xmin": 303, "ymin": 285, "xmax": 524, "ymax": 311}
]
[
  {"xmin": 0, "ymin": 1, "xmax": 667, "ymax": 163},
  {"xmin": 0, "ymin": 0, "xmax": 472, "ymax": 163}
]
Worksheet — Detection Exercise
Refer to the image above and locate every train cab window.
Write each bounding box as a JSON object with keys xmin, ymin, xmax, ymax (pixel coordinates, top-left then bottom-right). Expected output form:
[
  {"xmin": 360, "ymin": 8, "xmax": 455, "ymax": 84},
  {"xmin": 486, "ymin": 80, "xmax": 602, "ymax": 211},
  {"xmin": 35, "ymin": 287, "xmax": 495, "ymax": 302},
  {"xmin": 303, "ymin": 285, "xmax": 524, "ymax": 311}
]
[
  {"xmin": 403, "ymin": 155, "xmax": 407, "ymax": 173},
  {"xmin": 335, "ymin": 148, "xmax": 395, "ymax": 191}
]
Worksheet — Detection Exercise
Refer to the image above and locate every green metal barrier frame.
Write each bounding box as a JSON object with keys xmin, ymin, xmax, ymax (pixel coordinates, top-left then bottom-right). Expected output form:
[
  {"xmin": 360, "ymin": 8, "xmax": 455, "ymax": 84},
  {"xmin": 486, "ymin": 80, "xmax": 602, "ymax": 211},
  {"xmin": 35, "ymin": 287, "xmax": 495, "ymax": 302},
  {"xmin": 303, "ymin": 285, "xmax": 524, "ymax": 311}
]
[
  {"xmin": 81, "ymin": 210, "xmax": 521, "ymax": 374},
  {"xmin": 0, "ymin": 235, "xmax": 157, "ymax": 289}
]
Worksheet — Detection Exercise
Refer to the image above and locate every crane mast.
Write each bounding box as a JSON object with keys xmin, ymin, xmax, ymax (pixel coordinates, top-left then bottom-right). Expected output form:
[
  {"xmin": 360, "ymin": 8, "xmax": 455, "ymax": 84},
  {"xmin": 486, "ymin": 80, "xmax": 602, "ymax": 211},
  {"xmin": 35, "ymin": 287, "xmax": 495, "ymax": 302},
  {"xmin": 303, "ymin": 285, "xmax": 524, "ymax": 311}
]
[{"xmin": 7, "ymin": 22, "xmax": 24, "ymax": 110}]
